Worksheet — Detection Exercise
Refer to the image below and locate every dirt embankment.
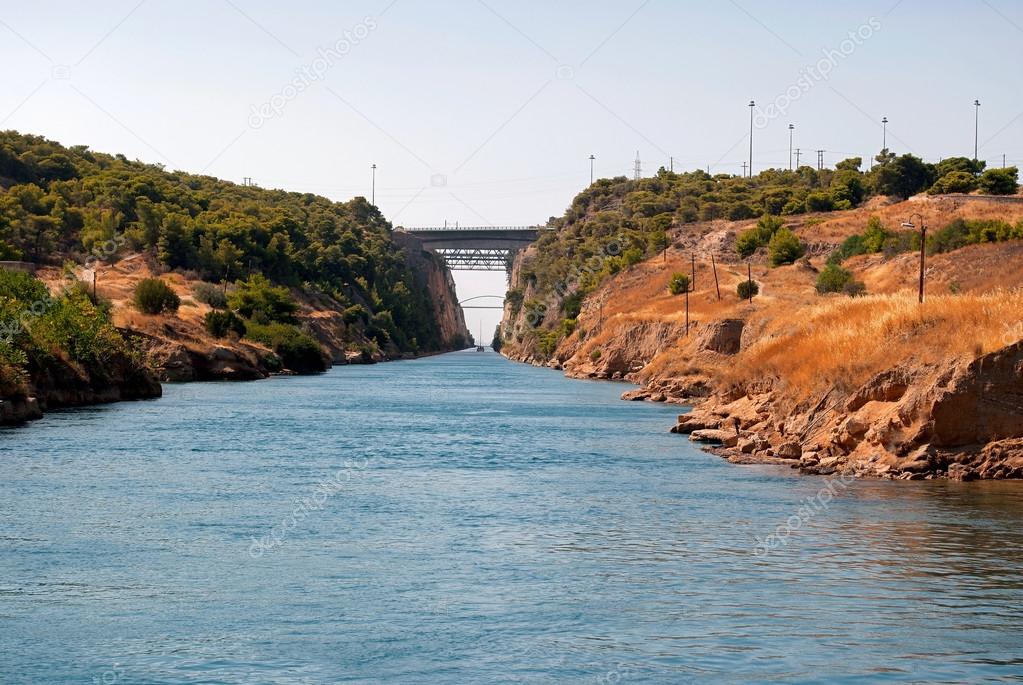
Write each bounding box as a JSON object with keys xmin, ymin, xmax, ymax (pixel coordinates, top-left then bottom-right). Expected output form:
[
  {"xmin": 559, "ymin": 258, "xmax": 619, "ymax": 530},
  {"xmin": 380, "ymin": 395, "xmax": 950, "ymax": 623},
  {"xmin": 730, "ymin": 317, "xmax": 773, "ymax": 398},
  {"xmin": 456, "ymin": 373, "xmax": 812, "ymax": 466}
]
[{"xmin": 501, "ymin": 194, "xmax": 1023, "ymax": 480}]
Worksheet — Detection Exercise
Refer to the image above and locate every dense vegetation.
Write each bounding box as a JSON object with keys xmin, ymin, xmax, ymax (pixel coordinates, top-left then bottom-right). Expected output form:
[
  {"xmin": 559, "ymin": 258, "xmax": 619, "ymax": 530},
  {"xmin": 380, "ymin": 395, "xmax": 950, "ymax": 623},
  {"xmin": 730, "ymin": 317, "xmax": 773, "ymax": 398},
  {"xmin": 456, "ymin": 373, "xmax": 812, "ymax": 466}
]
[
  {"xmin": 0, "ymin": 130, "xmax": 451, "ymax": 355},
  {"xmin": 506, "ymin": 150, "xmax": 1018, "ymax": 353},
  {"xmin": 0, "ymin": 268, "xmax": 150, "ymax": 398}
]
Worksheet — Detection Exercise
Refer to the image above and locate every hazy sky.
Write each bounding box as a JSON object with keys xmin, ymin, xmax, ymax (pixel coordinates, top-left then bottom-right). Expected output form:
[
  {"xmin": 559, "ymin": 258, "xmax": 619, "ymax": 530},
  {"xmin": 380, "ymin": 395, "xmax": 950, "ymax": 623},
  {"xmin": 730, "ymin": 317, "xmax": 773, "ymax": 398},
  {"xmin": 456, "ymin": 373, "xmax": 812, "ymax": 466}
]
[{"xmin": 2, "ymin": 0, "xmax": 1022, "ymax": 338}]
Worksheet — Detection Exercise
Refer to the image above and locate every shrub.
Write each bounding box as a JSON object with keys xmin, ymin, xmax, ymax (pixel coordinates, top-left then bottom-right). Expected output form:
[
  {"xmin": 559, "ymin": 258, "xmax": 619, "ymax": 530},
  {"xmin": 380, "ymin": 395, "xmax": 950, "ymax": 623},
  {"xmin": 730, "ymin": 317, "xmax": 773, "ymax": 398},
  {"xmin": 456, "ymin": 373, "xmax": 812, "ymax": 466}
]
[
  {"xmin": 134, "ymin": 278, "xmax": 180, "ymax": 315},
  {"xmin": 816, "ymin": 263, "xmax": 854, "ymax": 294},
  {"xmin": 929, "ymin": 171, "xmax": 977, "ymax": 195},
  {"xmin": 192, "ymin": 282, "xmax": 227, "ymax": 308},
  {"xmin": 668, "ymin": 272, "xmax": 691, "ymax": 295},
  {"xmin": 843, "ymin": 280, "xmax": 867, "ymax": 297},
  {"xmin": 243, "ymin": 320, "xmax": 327, "ymax": 373},
  {"xmin": 805, "ymin": 192, "xmax": 834, "ymax": 212},
  {"xmin": 204, "ymin": 310, "xmax": 245, "ymax": 338},
  {"xmin": 342, "ymin": 304, "xmax": 368, "ymax": 325},
  {"xmin": 978, "ymin": 167, "xmax": 1019, "ymax": 195},
  {"xmin": 228, "ymin": 274, "xmax": 297, "ymax": 323},
  {"xmin": 736, "ymin": 215, "xmax": 784, "ymax": 258},
  {"xmin": 590, "ymin": 349, "xmax": 602, "ymax": 362},
  {"xmin": 767, "ymin": 228, "xmax": 805, "ymax": 266},
  {"xmin": 736, "ymin": 229, "xmax": 762, "ymax": 258},
  {"xmin": 737, "ymin": 279, "xmax": 759, "ymax": 300}
]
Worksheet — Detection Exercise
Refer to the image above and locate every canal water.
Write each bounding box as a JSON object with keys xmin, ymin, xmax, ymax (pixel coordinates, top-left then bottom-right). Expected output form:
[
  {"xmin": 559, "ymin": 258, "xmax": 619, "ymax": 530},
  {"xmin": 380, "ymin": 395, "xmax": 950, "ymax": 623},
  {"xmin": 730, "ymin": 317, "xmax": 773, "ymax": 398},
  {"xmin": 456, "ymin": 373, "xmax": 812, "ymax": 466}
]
[{"xmin": 2, "ymin": 350, "xmax": 1023, "ymax": 683}]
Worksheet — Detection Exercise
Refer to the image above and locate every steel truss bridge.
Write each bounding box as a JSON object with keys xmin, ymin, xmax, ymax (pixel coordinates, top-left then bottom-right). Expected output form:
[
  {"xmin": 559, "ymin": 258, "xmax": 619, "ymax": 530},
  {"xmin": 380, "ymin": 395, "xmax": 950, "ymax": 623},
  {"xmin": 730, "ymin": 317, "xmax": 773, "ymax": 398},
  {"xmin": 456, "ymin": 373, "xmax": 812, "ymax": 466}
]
[{"xmin": 400, "ymin": 225, "xmax": 547, "ymax": 271}]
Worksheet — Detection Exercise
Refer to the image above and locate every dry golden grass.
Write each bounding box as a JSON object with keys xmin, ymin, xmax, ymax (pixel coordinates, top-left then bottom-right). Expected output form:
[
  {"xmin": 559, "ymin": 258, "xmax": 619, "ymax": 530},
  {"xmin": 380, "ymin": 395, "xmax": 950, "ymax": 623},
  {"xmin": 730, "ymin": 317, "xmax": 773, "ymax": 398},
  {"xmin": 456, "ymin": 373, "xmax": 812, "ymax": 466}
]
[{"xmin": 722, "ymin": 290, "xmax": 1023, "ymax": 399}]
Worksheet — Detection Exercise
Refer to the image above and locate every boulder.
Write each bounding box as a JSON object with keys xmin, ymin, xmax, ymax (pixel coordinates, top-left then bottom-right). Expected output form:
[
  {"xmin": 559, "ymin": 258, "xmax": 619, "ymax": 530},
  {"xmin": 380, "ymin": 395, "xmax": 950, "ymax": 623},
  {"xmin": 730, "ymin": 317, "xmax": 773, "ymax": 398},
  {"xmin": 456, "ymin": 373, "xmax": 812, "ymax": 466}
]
[
  {"xmin": 689, "ymin": 428, "xmax": 739, "ymax": 448},
  {"xmin": 775, "ymin": 441, "xmax": 802, "ymax": 460}
]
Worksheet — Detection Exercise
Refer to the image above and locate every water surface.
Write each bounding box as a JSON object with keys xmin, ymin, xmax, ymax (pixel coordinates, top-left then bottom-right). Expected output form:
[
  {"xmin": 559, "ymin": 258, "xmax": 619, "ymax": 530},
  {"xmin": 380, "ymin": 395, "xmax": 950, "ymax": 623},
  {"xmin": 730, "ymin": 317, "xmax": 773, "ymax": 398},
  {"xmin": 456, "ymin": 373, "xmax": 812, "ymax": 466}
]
[{"xmin": 2, "ymin": 351, "xmax": 1023, "ymax": 683}]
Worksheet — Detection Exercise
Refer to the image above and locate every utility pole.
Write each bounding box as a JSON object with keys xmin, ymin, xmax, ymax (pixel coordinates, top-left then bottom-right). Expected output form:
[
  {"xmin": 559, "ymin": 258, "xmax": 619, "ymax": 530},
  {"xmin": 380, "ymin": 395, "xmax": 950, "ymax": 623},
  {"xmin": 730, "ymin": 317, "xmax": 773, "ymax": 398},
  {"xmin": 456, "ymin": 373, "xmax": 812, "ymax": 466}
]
[
  {"xmin": 816, "ymin": 150, "xmax": 825, "ymax": 171},
  {"xmin": 882, "ymin": 116, "xmax": 888, "ymax": 151},
  {"xmin": 974, "ymin": 100, "xmax": 981, "ymax": 164},
  {"xmin": 795, "ymin": 148, "xmax": 802, "ymax": 168},
  {"xmin": 371, "ymin": 164, "xmax": 377, "ymax": 205},
  {"xmin": 748, "ymin": 99, "xmax": 756, "ymax": 177},
  {"xmin": 788, "ymin": 123, "xmax": 795, "ymax": 171},
  {"xmin": 691, "ymin": 253, "xmax": 696, "ymax": 291},
  {"xmin": 741, "ymin": 161, "xmax": 747, "ymax": 177},
  {"xmin": 902, "ymin": 214, "xmax": 927, "ymax": 304},
  {"xmin": 747, "ymin": 262, "xmax": 753, "ymax": 303},
  {"xmin": 669, "ymin": 156, "xmax": 674, "ymax": 173},
  {"xmin": 589, "ymin": 154, "xmax": 595, "ymax": 184},
  {"xmin": 711, "ymin": 254, "xmax": 721, "ymax": 300},
  {"xmin": 1003, "ymin": 153, "xmax": 1007, "ymax": 168}
]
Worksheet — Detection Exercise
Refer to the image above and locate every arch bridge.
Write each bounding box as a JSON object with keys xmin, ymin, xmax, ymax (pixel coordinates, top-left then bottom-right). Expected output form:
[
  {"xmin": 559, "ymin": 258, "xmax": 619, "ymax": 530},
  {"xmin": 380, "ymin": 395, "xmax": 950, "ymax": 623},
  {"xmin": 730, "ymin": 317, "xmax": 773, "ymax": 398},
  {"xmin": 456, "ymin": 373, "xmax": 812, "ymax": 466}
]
[{"xmin": 400, "ymin": 225, "xmax": 549, "ymax": 271}]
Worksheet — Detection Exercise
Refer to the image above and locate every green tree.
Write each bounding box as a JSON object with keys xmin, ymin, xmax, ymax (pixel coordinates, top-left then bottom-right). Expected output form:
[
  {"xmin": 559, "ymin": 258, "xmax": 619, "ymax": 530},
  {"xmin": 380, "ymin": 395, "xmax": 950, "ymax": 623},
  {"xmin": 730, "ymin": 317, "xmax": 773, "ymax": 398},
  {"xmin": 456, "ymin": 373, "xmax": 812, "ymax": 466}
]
[
  {"xmin": 668, "ymin": 273, "xmax": 691, "ymax": 295},
  {"xmin": 872, "ymin": 153, "xmax": 934, "ymax": 199},
  {"xmin": 134, "ymin": 278, "xmax": 180, "ymax": 315},
  {"xmin": 767, "ymin": 227, "xmax": 805, "ymax": 266},
  {"xmin": 978, "ymin": 167, "xmax": 1019, "ymax": 195}
]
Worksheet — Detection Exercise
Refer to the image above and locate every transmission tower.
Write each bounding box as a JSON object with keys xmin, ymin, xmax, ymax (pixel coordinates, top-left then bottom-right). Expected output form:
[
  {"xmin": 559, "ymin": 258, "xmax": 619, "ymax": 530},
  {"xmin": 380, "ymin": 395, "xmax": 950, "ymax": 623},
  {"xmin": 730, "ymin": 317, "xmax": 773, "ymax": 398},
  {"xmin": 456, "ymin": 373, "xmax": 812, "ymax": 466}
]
[{"xmin": 633, "ymin": 151, "xmax": 642, "ymax": 180}]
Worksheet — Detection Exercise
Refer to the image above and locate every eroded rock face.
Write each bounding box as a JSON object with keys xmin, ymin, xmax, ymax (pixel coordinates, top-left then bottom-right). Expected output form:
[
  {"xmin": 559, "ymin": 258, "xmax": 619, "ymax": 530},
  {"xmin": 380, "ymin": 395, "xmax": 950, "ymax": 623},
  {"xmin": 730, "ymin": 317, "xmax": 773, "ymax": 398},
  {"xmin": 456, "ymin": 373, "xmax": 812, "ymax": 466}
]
[
  {"xmin": 929, "ymin": 341, "xmax": 1023, "ymax": 446},
  {"xmin": 695, "ymin": 318, "xmax": 744, "ymax": 355}
]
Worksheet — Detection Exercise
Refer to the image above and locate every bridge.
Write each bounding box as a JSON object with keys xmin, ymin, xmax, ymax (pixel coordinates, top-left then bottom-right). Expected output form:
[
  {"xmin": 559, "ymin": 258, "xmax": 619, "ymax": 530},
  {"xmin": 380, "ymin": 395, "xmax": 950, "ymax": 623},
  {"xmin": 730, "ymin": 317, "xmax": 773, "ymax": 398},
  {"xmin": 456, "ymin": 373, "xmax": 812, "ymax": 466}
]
[{"xmin": 400, "ymin": 225, "xmax": 548, "ymax": 271}]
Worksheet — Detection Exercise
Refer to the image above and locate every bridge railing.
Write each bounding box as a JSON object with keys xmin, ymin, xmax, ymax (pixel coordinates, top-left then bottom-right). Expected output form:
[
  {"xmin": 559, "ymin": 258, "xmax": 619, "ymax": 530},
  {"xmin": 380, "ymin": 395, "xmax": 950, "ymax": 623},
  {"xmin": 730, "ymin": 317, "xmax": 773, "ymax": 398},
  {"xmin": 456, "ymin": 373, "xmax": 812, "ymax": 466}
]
[{"xmin": 401, "ymin": 225, "xmax": 550, "ymax": 232}]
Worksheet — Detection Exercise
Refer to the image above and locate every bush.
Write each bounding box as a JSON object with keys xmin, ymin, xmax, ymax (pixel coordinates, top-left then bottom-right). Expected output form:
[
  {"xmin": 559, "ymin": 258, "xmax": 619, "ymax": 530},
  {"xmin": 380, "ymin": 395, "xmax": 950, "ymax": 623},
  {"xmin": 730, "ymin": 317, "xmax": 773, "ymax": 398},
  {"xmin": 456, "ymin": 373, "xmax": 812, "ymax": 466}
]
[
  {"xmin": 228, "ymin": 274, "xmax": 297, "ymax": 324},
  {"xmin": 767, "ymin": 228, "xmax": 805, "ymax": 266},
  {"xmin": 735, "ymin": 215, "xmax": 784, "ymax": 258},
  {"xmin": 590, "ymin": 348, "xmax": 602, "ymax": 362},
  {"xmin": 737, "ymin": 279, "xmax": 759, "ymax": 300},
  {"xmin": 668, "ymin": 272, "xmax": 691, "ymax": 295},
  {"xmin": 805, "ymin": 192, "xmax": 834, "ymax": 212},
  {"xmin": 843, "ymin": 280, "xmax": 867, "ymax": 297},
  {"xmin": 192, "ymin": 282, "xmax": 227, "ymax": 308},
  {"xmin": 978, "ymin": 167, "xmax": 1019, "ymax": 195},
  {"xmin": 134, "ymin": 278, "xmax": 180, "ymax": 315},
  {"xmin": 204, "ymin": 310, "xmax": 245, "ymax": 338},
  {"xmin": 342, "ymin": 304, "xmax": 368, "ymax": 325},
  {"xmin": 816, "ymin": 263, "xmax": 854, "ymax": 294},
  {"xmin": 243, "ymin": 320, "xmax": 327, "ymax": 373},
  {"xmin": 929, "ymin": 171, "xmax": 977, "ymax": 195}
]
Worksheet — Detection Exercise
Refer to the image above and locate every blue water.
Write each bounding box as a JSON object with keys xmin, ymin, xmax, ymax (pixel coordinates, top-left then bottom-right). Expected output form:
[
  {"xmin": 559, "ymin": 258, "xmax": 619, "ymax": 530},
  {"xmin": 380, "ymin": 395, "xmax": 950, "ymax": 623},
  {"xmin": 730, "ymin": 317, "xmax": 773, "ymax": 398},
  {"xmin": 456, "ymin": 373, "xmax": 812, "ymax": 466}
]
[{"xmin": 2, "ymin": 351, "xmax": 1023, "ymax": 684}]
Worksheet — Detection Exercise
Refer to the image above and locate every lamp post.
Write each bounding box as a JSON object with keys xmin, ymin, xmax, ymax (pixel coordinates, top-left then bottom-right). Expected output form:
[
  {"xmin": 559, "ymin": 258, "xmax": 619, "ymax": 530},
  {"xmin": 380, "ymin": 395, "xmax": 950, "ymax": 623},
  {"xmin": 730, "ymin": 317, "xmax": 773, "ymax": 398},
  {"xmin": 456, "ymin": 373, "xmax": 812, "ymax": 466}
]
[
  {"xmin": 973, "ymin": 100, "xmax": 981, "ymax": 164},
  {"xmin": 371, "ymin": 163, "xmax": 377, "ymax": 205},
  {"xmin": 788, "ymin": 123, "xmax": 794, "ymax": 171},
  {"xmin": 881, "ymin": 116, "xmax": 888, "ymax": 151},
  {"xmin": 589, "ymin": 154, "xmax": 595, "ymax": 185},
  {"xmin": 748, "ymin": 100, "xmax": 756, "ymax": 177},
  {"xmin": 902, "ymin": 213, "xmax": 927, "ymax": 304}
]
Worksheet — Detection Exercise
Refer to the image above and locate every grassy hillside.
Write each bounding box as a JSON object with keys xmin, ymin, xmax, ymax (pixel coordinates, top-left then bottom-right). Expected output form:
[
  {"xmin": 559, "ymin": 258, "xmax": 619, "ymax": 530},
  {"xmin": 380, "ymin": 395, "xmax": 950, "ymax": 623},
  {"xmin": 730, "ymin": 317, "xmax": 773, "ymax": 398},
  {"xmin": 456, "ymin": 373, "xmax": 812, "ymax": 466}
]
[{"xmin": 506, "ymin": 158, "xmax": 1019, "ymax": 356}]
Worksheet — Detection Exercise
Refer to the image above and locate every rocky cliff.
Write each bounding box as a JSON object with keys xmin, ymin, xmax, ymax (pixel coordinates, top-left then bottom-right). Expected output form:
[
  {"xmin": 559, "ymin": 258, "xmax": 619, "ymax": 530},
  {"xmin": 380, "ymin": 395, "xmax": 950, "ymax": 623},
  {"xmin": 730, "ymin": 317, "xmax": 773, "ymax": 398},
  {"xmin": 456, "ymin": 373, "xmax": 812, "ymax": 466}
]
[{"xmin": 500, "ymin": 195, "xmax": 1023, "ymax": 480}]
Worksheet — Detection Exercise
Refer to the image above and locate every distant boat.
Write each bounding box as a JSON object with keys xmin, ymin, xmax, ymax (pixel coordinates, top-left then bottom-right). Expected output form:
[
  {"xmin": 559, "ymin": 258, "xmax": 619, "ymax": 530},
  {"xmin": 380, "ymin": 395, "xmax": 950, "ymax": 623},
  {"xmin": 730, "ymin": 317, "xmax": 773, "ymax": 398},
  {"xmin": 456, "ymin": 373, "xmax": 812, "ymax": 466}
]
[{"xmin": 476, "ymin": 322, "xmax": 486, "ymax": 351}]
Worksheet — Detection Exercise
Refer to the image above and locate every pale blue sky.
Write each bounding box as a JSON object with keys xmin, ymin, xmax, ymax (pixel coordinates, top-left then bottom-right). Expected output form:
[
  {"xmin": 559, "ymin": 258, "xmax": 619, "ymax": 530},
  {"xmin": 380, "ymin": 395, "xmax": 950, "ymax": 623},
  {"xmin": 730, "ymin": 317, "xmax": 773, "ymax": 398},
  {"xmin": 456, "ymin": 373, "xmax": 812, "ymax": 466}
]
[{"xmin": 2, "ymin": 0, "xmax": 1022, "ymax": 337}]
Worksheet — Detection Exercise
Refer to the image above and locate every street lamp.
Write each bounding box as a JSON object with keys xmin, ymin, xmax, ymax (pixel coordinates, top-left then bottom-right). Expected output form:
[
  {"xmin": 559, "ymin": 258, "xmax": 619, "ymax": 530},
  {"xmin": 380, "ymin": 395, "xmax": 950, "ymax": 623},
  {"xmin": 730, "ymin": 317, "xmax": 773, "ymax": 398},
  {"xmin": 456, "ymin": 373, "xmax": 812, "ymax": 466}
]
[
  {"xmin": 902, "ymin": 213, "xmax": 927, "ymax": 304},
  {"xmin": 589, "ymin": 154, "xmax": 595, "ymax": 185},
  {"xmin": 973, "ymin": 100, "xmax": 981, "ymax": 164},
  {"xmin": 748, "ymin": 100, "xmax": 756, "ymax": 177},
  {"xmin": 371, "ymin": 163, "xmax": 377, "ymax": 205},
  {"xmin": 788, "ymin": 123, "xmax": 795, "ymax": 171},
  {"xmin": 881, "ymin": 116, "xmax": 888, "ymax": 151}
]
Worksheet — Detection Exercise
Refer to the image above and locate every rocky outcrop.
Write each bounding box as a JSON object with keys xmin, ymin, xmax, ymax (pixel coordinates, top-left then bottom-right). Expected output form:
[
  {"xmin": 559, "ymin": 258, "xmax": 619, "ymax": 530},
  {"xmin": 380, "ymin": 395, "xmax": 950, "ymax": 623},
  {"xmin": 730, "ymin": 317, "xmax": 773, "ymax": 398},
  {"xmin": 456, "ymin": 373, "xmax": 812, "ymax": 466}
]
[
  {"xmin": 666, "ymin": 340, "xmax": 1023, "ymax": 480},
  {"xmin": 2, "ymin": 330, "xmax": 163, "ymax": 425}
]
